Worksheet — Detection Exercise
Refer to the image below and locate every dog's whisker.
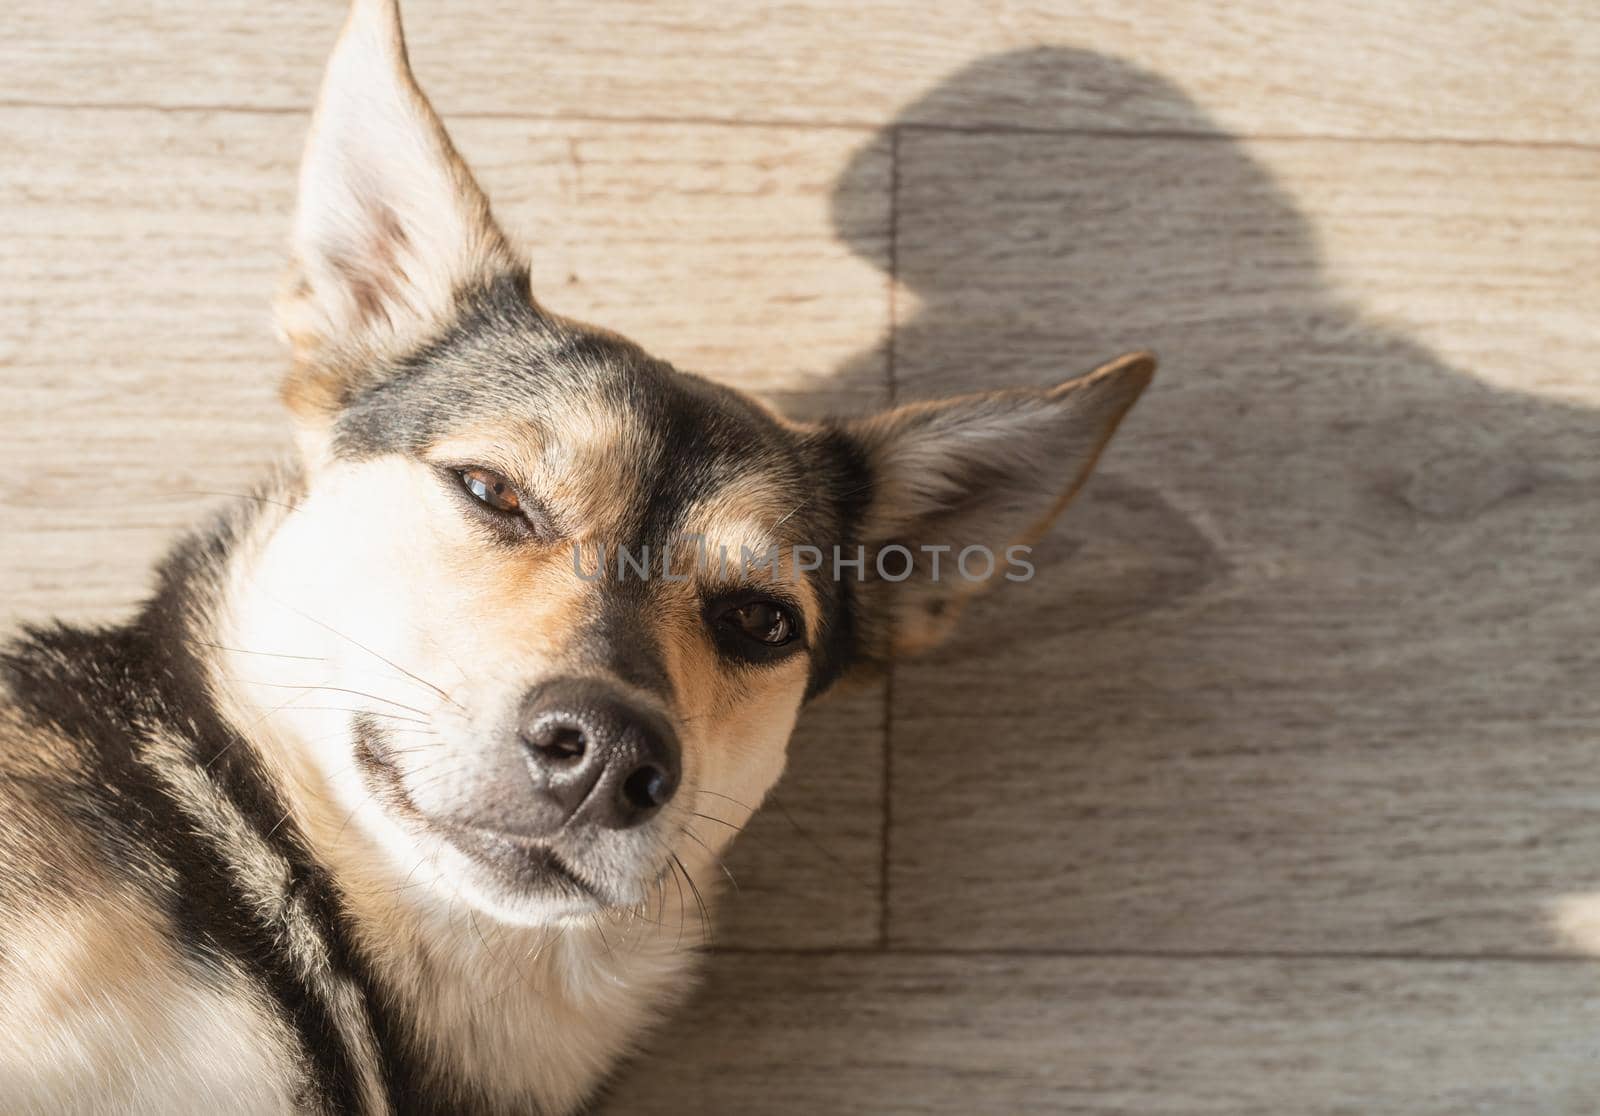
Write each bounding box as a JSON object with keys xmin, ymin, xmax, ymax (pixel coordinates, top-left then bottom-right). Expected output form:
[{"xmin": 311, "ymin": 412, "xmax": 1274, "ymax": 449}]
[
  {"xmin": 200, "ymin": 683, "xmax": 322, "ymax": 771},
  {"xmin": 373, "ymin": 744, "xmax": 445, "ymax": 761},
  {"xmin": 391, "ymin": 854, "xmax": 434, "ymax": 899},
  {"xmin": 272, "ymin": 601, "xmax": 466, "ymax": 712},
  {"xmin": 588, "ymin": 913, "xmax": 615, "ymax": 959},
  {"xmin": 694, "ymin": 787, "xmax": 757, "ymax": 814},
  {"xmin": 179, "ymin": 637, "xmax": 325, "ymax": 663},
  {"xmin": 338, "ymin": 662, "xmax": 460, "ymax": 706},
  {"xmin": 684, "ymin": 809, "xmax": 744, "ymax": 834},
  {"xmin": 419, "ymin": 629, "xmax": 474, "ymax": 693},
  {"xmin": 703, "ymin": 786, "xmax": 874, "ymax": 889},
  {"xmin": 665, "ymin": 854, "xmax": 690, "ymax": 953},
  {"xmin": 768, "ymin": 477, "xmax": 874, "ymax": 533},
  {"xmin": 224, "ymin": 678, "xmax": 435, "ymax": 719},
  {"xmin": 467, "ymin": 905, "xmax": 523, "ymax": 989},
  {"xmin": 679, "ymin": 826, "xmax": 739, "ymax": 891},
  {"xmin": 171, "ymin": 489, "xmax": 305, "ymax": 516},
  {"xmin": 330, "ymin": 796, "xmax": 370, "ymax": 848},
  {"xmin": 265, "ymin": 704, "xmax": 433, "ymax": 727},
  {"xmin": 651, "ymin": 868, "xmax": 669, "ymax": 944},
  {"xmin": 671, "ymin": 853, "xmax": 712, "ymax": 947}
]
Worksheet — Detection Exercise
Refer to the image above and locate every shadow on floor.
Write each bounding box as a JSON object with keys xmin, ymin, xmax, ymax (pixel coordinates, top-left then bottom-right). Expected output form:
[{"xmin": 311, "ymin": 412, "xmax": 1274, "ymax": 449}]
[{"xmin": 604, "ymin": 45, "xmax": 1600, "ymax": 1112}]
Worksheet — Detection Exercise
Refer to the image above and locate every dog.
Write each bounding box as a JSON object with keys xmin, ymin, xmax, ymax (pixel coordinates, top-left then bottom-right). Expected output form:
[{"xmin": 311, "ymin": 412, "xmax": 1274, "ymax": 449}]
[{"xmin": 0, "ymin": 1, "xmax": 1153, "ymax": 1112}]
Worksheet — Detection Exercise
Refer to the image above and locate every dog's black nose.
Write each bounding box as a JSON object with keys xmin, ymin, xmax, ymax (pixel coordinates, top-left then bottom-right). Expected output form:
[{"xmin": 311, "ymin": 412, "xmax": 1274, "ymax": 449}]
[{"xmin": 519, "ymin": 679, "xmax": 680, "ymax": 829}]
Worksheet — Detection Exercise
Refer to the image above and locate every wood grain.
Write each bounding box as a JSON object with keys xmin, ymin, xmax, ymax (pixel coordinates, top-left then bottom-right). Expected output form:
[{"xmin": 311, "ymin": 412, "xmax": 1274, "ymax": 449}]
[
  {"xmin": 601, "ymin": 952, "xmax": 1600, "ymax": 1114},
  {"xmin": 714, "ymin": 685, "xmax": 885, "ymax": 948},
  {"xmin": 885, "ymin": 131, "xmax": 1600, "ymax": 953},
  {"xmin": 6, "ymin": 2, "xmax": 1598, "ymax": 142}
]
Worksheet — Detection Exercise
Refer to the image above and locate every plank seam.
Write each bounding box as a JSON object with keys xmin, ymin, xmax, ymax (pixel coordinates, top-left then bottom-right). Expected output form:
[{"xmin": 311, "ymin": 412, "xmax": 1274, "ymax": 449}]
[
  {"xmin": 4, "ymin": 98, "xmax": 1599, "ymax": 152},
  {"xmin": 709, "ymin": 945, "xmax": 1600, "ymax": 964},
  {"xmin": 876, "ymin": 124, "xmax": 901, "ymax": 951}
]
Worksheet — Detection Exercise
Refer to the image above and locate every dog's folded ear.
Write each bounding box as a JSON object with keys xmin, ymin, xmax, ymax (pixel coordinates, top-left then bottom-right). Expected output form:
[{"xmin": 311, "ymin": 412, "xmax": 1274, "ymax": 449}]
[
  {"xmin": 843, "ymin": 351, "xmax": 1154, "ymax": 656},
  {"xmin": 277, "ymin": 0, "xmax": 516, "ymax": 420}
]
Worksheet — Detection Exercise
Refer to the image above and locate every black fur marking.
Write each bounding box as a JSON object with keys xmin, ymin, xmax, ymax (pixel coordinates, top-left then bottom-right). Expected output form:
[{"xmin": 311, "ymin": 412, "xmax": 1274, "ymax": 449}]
[
  {"xmin": 333, "ymin": 270, "xmax": 553, "ymax": 460},
  {"xmin": 574, "ymin": 587, "xmax": 675, "ymax": 702},
  {"xmin": 799, "ymin": 424, "xmax": 874, "ymax": 698},
  {"xmin": 0, "ymin": 528, "xmax": 374, "ymax": 1112}
]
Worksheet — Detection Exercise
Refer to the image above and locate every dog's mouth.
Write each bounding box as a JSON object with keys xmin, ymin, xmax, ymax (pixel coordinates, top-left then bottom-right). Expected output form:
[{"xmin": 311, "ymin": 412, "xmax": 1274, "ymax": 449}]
[
  {"xmin": 436, "ymin": 822, "xmax": 600, "ymax": 902},
  {"xmin": 437, "ymin": 818, "xmax": 683, "ymax": 915}
]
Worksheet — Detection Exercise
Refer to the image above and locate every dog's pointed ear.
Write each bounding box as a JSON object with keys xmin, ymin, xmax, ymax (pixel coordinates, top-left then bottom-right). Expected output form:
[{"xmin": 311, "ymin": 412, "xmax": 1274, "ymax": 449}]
[
  {"xmin": 277, "ymin": 0, "xmax": 517, "ymax": 419},
  {"xmin": 843, "ymin": 351, "xmax": 1154, "ymax": 655}
]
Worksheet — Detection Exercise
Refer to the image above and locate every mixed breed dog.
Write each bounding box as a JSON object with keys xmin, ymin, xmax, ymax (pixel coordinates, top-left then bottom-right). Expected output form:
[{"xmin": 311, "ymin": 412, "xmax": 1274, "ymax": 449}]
[{"xmin": 0, "ymin": 0, "xmax": 1152, "ymax": 1111}]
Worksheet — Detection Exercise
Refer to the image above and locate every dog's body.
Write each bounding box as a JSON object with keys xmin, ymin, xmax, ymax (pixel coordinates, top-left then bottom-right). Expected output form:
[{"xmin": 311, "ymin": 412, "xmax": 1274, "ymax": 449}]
[{"xmin": 0, "ymin": 2, "xmax": 1151, "ymax": 1112}]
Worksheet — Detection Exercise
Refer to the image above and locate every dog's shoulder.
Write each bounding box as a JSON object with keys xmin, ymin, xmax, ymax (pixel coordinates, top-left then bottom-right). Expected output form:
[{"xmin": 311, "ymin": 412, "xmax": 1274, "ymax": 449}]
[
  {"xmin": 0, "ymin": 631, "xmax": 315, "ymax": 1114},
  {"xmin": 0, "ymin": 621, "xmax": 149, "ymax": 901},
  {"xmin": 0, "ymin": 674, "xmax": 109, "ymax": 921}
]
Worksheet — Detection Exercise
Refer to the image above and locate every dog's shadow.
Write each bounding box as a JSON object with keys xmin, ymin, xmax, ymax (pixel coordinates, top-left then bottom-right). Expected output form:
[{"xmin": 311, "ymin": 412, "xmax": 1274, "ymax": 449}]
[{"xmin": 604, "ymin": 47, "xmax": 1599, "ymax": 1108}]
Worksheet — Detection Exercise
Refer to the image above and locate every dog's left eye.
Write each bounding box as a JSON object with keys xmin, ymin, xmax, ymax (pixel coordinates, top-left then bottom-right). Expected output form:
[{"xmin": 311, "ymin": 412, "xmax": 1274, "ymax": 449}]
[
  {"xmin": 719, "ymin": 600, "xmax": 797, "ymax": 647},
  {"xmin": 458, "ymin": 467, "xmax": 522, "ymax": 514}
]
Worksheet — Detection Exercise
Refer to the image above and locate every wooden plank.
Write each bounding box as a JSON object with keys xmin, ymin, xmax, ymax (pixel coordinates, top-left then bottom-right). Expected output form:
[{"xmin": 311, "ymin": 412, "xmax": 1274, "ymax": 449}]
[
  {"xmin": 0, "ymin": 106, "xmax": 296, "ymax": 627},
  {"xmin": 0, "ymin": 105, "xmax": 890, "ymax": 946},
  {"xmin": 715, "ymin": 685, "xmax": 885, "ymax": 948},
  {"xmin": 6, "ymin": 1, "xmax": 1598, "ymax": 142},
  {"xmin": 884, "ymin": 131, "xmax": 1600, "ymax": 953},
  {"xmin": 601, "ymin": 953, "xmax": 1600, "ymax": 1114}
]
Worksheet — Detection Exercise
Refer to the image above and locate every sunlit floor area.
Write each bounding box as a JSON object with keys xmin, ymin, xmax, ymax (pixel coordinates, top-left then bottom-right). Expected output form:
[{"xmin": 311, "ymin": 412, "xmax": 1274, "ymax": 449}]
[{"xmin": 4, "ymin": 2, "xmax": 1599, "ymax": 1111}]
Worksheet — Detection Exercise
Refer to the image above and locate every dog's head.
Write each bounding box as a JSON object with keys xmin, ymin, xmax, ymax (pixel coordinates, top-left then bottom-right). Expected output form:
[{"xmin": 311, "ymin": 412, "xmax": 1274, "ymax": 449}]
[{"xmin": 220, "ymin": 0, "xmax": 1152, "ymax": 926}]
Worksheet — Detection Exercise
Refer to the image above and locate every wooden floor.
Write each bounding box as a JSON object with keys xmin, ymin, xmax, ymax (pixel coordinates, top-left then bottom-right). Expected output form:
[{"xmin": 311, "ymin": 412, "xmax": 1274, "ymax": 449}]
[{"xmin": 5, "ymin": 2, "xmax": 1600, "ymax": 1111}]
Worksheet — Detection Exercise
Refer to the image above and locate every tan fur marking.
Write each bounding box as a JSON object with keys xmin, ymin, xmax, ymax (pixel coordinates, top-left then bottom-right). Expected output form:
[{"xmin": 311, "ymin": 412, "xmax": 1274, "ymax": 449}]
[{"xmin": 0, "ymin": 852, "xmax": 303, "ymax": 1115}]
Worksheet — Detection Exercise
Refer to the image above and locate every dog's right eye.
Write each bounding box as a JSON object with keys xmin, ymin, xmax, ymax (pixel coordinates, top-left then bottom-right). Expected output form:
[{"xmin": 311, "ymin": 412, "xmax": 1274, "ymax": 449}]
[
  {"xmin": 458, "ymin": 467, "xmax": 522, "ymax": 514},
  {"xmin": 705, "ymin": 592, "xmax": 805, "ymax": 666}
]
